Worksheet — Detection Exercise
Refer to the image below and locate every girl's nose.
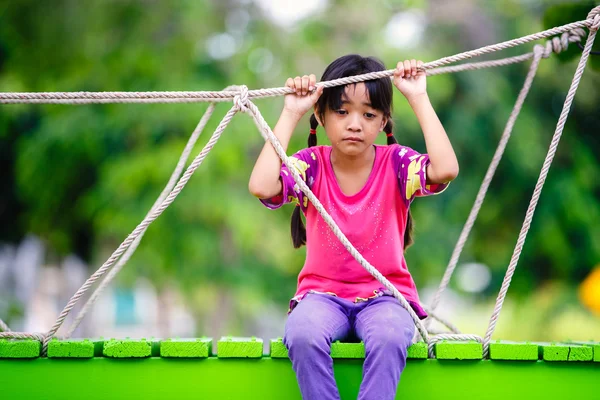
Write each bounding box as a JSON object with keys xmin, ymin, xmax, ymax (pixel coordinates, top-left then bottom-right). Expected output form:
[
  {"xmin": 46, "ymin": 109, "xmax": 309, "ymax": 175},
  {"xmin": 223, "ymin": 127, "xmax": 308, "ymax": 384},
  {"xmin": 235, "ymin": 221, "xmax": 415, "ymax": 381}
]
[{"xmin": 347, "ymin": 114, "xmax": 362, "ymax": 132}]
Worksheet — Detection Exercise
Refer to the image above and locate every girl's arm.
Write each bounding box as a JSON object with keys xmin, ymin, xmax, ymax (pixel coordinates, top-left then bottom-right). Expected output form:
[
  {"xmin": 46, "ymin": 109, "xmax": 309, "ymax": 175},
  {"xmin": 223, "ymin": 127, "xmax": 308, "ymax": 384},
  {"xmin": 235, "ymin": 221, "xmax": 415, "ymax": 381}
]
[
  {"xmin": 248, "ymin": 74, "xmax": 323, "ymax": 199},
  {"xmin": 248, "ymin": 110, "xmax": 301, "ymax": 199},
  {"xmin": 393, "ymin": 59, "xmax": 459, "ymax": 185}
]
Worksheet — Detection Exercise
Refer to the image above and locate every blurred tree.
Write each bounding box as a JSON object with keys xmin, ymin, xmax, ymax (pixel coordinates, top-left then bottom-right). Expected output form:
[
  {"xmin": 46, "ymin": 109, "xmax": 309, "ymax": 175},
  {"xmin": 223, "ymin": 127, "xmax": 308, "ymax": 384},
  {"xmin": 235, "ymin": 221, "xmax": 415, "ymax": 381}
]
[{"xmin": 0, "ymin": 0, "xmax": 598, "ymax": 336}]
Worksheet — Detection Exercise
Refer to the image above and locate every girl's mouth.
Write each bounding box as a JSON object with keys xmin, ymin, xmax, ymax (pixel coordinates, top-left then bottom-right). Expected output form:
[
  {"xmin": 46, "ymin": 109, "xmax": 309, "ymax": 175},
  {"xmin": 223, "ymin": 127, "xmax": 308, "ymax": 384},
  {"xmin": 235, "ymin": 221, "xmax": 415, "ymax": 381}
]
[{"xmin": 343, "ymin": 137, "xmax": 363, "ymax": 142}]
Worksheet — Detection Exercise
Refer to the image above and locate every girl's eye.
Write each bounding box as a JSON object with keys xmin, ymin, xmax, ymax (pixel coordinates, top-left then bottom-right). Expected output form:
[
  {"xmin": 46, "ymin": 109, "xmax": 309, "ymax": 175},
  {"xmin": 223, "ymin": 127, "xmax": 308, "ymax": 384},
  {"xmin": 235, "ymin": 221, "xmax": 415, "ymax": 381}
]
[
  {"xmin": 335, "ymin": 109, "xmax": 347, "ymax": 115},
  {"xmin": 365, "ymin": 113, "xmax": 376, "ymax": 118}
]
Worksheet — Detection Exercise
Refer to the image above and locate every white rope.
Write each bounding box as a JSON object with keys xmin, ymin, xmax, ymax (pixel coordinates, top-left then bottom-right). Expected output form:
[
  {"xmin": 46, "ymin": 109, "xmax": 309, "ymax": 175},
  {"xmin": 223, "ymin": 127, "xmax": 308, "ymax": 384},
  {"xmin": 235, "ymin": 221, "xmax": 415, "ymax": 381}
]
[
  {"xmin": 426, "ymin": 47, "xmax": 545, "ymax": 324},
  {"xmin": 63, "ymin": 101, "xmax": 223, "ymax": 338},
  {"xmin": 483, "ymin": 9, "xmax": 599, "ymax": 358},
  {"xmin": 0, "ymin": 7, "xmax": 597, "ymax": 360},
  {"xmin": 0, "ymin": 17, "xmax": 593, "ymax": 104}
]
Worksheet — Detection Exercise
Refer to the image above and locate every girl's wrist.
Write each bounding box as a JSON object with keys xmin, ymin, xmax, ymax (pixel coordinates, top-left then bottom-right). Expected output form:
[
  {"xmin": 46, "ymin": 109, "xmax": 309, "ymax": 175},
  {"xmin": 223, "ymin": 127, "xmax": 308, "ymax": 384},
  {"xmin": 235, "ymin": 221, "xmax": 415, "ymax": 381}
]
[
  {"xmin": 281, "ymin": 107, "xmax": 306, "ymax": 122},
  {"xmin": 407, "ymin": 92, "xmax": 429, "ymax": 107}
]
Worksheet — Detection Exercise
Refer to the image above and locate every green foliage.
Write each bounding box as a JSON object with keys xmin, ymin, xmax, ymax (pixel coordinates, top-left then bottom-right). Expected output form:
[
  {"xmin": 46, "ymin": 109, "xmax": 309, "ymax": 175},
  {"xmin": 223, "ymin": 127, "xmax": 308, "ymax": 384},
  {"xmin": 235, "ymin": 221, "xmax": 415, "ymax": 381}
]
[{"xmin": 0, "ymin": 1, "xmax": 599, "ymax": 337}]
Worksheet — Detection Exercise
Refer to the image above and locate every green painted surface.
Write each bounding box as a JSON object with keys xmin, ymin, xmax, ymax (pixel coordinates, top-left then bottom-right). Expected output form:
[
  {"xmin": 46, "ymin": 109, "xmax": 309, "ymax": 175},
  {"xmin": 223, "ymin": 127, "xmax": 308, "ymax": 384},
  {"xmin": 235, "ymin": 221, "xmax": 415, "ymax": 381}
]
[
  {"xmin": 1, "ymin": 357, "xmax": 598, "ymax": 399},
  {"xmin": 489, "ymin": 341, "xmax": 538, "ymax": 361},
  {"xmin": 160, "ymin": 338, "xmax": 211, "ymax": 358},
  {"xmin": 540, "ymin": 343, "xmax": 593, "ymax": 362},
  {"xmin": 269, "ymin": 339, "xmax": 427, "ymax": 359},
  {"xmin": 103, "ymin": 339, "xmax": 152, "ymax": 358},
  {"xmin": 217, "ymin": 336, "xmax": 263, "ymax": 358},
  {"xmin": 435, "ymin": 341, "xmax": 483, "ymax": 360},
  {"xmin": 0, "ymin": 339, "xmax": 41, "ymax": 358},
  {"xmin": 331, "ymin": 341, "xmax": 365, "ymax": 358},
  {"xmin": 47, "ymin": 339, "xmax": 94, "ymax": 358}
]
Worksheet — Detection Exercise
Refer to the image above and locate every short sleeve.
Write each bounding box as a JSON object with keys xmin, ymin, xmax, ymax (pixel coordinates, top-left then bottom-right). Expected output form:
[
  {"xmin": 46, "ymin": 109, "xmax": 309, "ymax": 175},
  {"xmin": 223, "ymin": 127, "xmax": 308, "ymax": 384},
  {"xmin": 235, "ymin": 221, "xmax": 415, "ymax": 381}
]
[
  {"xmin": 259, "ymin": 147, "xmax": 318, "ymax": 211},
  {"xmin": 392, "ymin": 145, "xmax": 449, "ymax": 204}
]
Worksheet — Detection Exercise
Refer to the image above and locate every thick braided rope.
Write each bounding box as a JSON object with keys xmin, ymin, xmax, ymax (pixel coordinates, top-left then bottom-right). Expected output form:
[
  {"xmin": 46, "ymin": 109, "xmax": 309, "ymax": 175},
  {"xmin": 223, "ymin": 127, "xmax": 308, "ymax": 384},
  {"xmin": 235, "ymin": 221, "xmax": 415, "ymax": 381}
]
[
  {"xmin": 15, "ymin": 50, "xmax": 543, "ymax": 342},
  {"xmin": 0, "ymin": 17, "xmax": 594, "ymax": 105},
  {"xmin": 63, "ymin": 101, "xmax": 223, "ymax": 338},
  {"xmin": 426, "ymin": 47, "xmax": 545, "ymax": 321},
  {"xmin": 0, "ymin": 319, "xmax": 11, "ymax": 332},
  {"xmin": 428, "ymin": 26, "xmax": 586, "ymax": 76},
  {"xmin": 426, "ymin": 24, "xmax": 589, "ymax": 322},
  {"xmin": 38, "ymin": 104, "xmax": 241, "ymax": 354},
  {"xmin": 0, "ymin": 331, "xmax": 46, "ymax": 341},
  {"xmin": 428, "ymin": 333, "xmax": 484, "ymax": 356},
  {"xmin": 483, "ymin": 11, "xmax": 599, "ymax": 358},
  {"xmin": 427, "ymin": 53, "xmax": 534, "ymax": 76},
  {"xmin": 3, "ymin": 8, "xmax": 596, "ymax": 353}
]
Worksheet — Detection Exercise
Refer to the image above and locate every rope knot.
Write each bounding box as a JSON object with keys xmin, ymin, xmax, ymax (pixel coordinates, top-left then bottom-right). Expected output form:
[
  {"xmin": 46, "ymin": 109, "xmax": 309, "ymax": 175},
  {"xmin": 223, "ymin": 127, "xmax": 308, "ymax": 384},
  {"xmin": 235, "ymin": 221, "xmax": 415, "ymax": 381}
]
[
  {"xmin": 540, "ymin": 28, "xmax": 587, "ymax": 58},
  {"xmin": 589, "ymin": 6, "xmax": 600, "ymax": 30},
  {"xmin": 233, "ymin": 85, "xmax": 249, "ymax": 113}
]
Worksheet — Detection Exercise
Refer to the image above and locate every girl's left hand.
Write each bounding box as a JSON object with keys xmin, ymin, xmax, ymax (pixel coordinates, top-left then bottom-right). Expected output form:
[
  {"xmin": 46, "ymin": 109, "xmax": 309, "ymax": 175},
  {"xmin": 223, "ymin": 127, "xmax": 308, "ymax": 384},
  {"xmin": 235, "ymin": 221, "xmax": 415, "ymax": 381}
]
[{"xmin": 393, "ymin": 59, "xmax": 426, "ymax": 101}]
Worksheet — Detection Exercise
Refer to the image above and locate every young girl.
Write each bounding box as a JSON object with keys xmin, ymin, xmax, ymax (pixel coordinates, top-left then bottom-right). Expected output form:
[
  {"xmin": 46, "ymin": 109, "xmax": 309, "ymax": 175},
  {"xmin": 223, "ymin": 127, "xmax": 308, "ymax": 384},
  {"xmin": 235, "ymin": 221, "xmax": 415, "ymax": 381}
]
[{"xmin": 249, "ymin": 54, "xmax": 458, "ymax": 400}]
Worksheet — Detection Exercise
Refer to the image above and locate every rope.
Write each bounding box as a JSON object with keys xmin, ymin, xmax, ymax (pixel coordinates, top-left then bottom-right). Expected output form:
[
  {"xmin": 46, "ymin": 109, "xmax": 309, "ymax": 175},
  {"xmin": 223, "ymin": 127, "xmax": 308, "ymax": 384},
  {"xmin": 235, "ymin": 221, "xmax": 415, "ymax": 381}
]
[
  {"xmin": 0, "ymin": 6, "xmax": 596, "ymax": 358},
  {"xmin": 0, "ymin": 17, "xmax": 593, "ymax": 105},
  {"xmin": 482, "ymin": 9, "xmax": 599, "ymax": 358},
  {"xmin": 245, "ymin": 100, "xmax": 487, "ymax": 357},
  {"xmin": 426, "ymin": 24, "xmax": 590, "ymax": 328},
  {"xmin": 0, "ymin": 332, "xmax": 46, "ymax": 341},
  {"xmin": 428, "ymin": 333, "xmax": 484, "ymax": 357},
  {"xmin": 426, "ymin": 47, "xmax": 545, "ymax": 322},
  {"xmin": 63, "ymin": 103, "xmax": 223, "ymax": 338},
  {"xmin": 33, "ymin": 104, "xmax": 241, "ymax": 355}
]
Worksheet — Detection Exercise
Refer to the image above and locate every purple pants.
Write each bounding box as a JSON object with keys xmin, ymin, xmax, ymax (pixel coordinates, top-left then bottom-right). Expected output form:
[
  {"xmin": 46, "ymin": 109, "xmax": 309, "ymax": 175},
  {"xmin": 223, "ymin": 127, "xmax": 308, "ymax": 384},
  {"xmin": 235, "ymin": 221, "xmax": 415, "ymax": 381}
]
[{"xmin": 284, "ymin": 293, "xmax": 415, "ymax": 400}]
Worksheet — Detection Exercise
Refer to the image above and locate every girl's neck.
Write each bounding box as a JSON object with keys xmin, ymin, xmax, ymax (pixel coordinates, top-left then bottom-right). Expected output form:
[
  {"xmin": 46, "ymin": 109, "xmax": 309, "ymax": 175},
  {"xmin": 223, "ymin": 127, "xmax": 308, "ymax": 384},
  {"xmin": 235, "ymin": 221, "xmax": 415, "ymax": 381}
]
[{"xmin": 330, "ymin": 145, "xmax": 376, "ymax": 172}]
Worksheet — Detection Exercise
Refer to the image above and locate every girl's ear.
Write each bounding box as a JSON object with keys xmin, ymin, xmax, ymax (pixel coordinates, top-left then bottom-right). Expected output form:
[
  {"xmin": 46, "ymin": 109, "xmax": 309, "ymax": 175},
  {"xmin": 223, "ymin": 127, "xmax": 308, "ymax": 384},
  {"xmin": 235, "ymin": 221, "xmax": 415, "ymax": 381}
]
[
  {"xmin": 313, "ymin": 107, "xmax": 324, "ymax": 126},
  {"xmin": 380, "ymin": 116, "xmax": 388, "ymax": 132}
]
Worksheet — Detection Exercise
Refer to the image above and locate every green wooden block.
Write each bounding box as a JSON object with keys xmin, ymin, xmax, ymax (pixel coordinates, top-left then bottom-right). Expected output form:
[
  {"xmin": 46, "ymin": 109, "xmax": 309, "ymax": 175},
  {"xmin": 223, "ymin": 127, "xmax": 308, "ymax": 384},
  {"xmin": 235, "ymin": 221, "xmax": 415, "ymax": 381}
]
[
  {"xmin": 407, "ymin": 342, "xmax": 428, "ymax": 359},
  {"xmin": 331, "ymin": 341, "xmax": 365, "ymax": 359},
  {"xmin": 103, "ymin": 338, "xmax": 152, "ymax": 358},
  {"xmin": 217, "ymin": 337, "xmax": 263, "ymax": 358},
  {"xmin": 567, "ymin": 345, "xmax": 593, "ymax": 361},
  {"xmin": 489, "ymin": 341, "xmax": 538, "ymax": 361},
  {"xmin": 539, "ymin": 343, "xmax": 593, "ymax": 362},
  {"xmin": 0, "ymin": 339, "xmax": 41, "ymax": 358},
  {"xmin": 269, "ymin": 338, "xmax": 427, "ymax": 359},
  {"xmin": 47, "ymin": 339, "xmax": 94, "ymax": 358},
  {"xmin": 269, "ymin": 338, "xmax": 288, "ymax": 358},
  {"xmin": 160, "ymin": 338, "xmax": 211, "ymax": 358},
  {"xmin": 435, "ymin": 341, "xmax": 483, "ymax": 360},
  {"xmin": 571, "ymin": 341, "xmax": 600, "ymax": 362}
]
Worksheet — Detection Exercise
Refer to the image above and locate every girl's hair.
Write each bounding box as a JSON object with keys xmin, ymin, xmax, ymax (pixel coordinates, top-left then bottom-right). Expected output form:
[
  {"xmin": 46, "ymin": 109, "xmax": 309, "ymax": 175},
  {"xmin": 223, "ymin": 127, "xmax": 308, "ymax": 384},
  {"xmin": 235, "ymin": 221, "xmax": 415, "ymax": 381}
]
[{"xmin": 291, "ymin": 54, "xmax": 414, "ymax": 250}]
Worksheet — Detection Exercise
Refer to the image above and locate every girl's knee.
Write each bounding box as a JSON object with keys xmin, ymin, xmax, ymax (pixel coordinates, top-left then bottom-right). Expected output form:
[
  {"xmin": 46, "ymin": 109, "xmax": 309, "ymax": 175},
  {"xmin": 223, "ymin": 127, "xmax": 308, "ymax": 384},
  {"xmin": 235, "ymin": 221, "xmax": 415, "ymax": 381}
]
[
  {"xmin": 367, "ymin": 325, "xmax": 413, "ymax": 354},
  {"xmin": 284, "ymin": 326, "xmax": 330, "ymax": 353}
]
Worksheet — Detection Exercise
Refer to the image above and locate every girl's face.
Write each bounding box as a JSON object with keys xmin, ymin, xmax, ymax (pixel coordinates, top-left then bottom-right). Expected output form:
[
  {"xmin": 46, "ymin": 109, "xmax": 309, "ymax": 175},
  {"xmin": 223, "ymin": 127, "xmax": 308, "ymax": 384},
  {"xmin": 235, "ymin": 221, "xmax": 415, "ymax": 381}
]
[{"xmin": 318, "ymin": 83, "xmax": 388, "ymax": 157}]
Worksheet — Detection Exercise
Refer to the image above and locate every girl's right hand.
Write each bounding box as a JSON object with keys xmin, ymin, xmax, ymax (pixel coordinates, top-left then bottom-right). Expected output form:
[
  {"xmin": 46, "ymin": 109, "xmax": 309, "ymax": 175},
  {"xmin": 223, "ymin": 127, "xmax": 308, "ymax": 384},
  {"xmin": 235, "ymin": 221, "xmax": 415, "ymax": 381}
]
[{"xmin": 283, "ymin": 74, "xmax": 324, "ymax": 118}]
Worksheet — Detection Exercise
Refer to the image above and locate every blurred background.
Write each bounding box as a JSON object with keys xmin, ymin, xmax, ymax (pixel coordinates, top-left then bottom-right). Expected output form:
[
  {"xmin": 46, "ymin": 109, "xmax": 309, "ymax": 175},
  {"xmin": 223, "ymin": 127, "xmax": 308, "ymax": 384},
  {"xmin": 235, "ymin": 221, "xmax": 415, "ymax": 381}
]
[{"xmin": 0, "ymin": 0, "xmax": 599, "ymax": 347}]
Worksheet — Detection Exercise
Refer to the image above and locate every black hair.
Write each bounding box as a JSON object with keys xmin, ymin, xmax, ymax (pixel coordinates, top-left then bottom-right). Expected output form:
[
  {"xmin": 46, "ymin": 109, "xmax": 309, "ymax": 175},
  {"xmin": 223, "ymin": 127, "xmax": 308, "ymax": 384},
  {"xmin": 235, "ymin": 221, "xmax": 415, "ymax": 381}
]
[{"xmin": 291, "ymin": 54, "xmax": 414, "ymax": 250}]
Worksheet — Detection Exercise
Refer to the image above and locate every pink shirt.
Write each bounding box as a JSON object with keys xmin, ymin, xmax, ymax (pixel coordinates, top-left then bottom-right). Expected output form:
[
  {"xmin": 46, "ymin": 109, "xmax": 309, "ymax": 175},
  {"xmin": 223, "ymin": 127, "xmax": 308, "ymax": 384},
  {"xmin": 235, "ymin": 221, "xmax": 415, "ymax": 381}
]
[{"xmin": 262, "ymin": 144, "xmax": 447, "ymax": 319}]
